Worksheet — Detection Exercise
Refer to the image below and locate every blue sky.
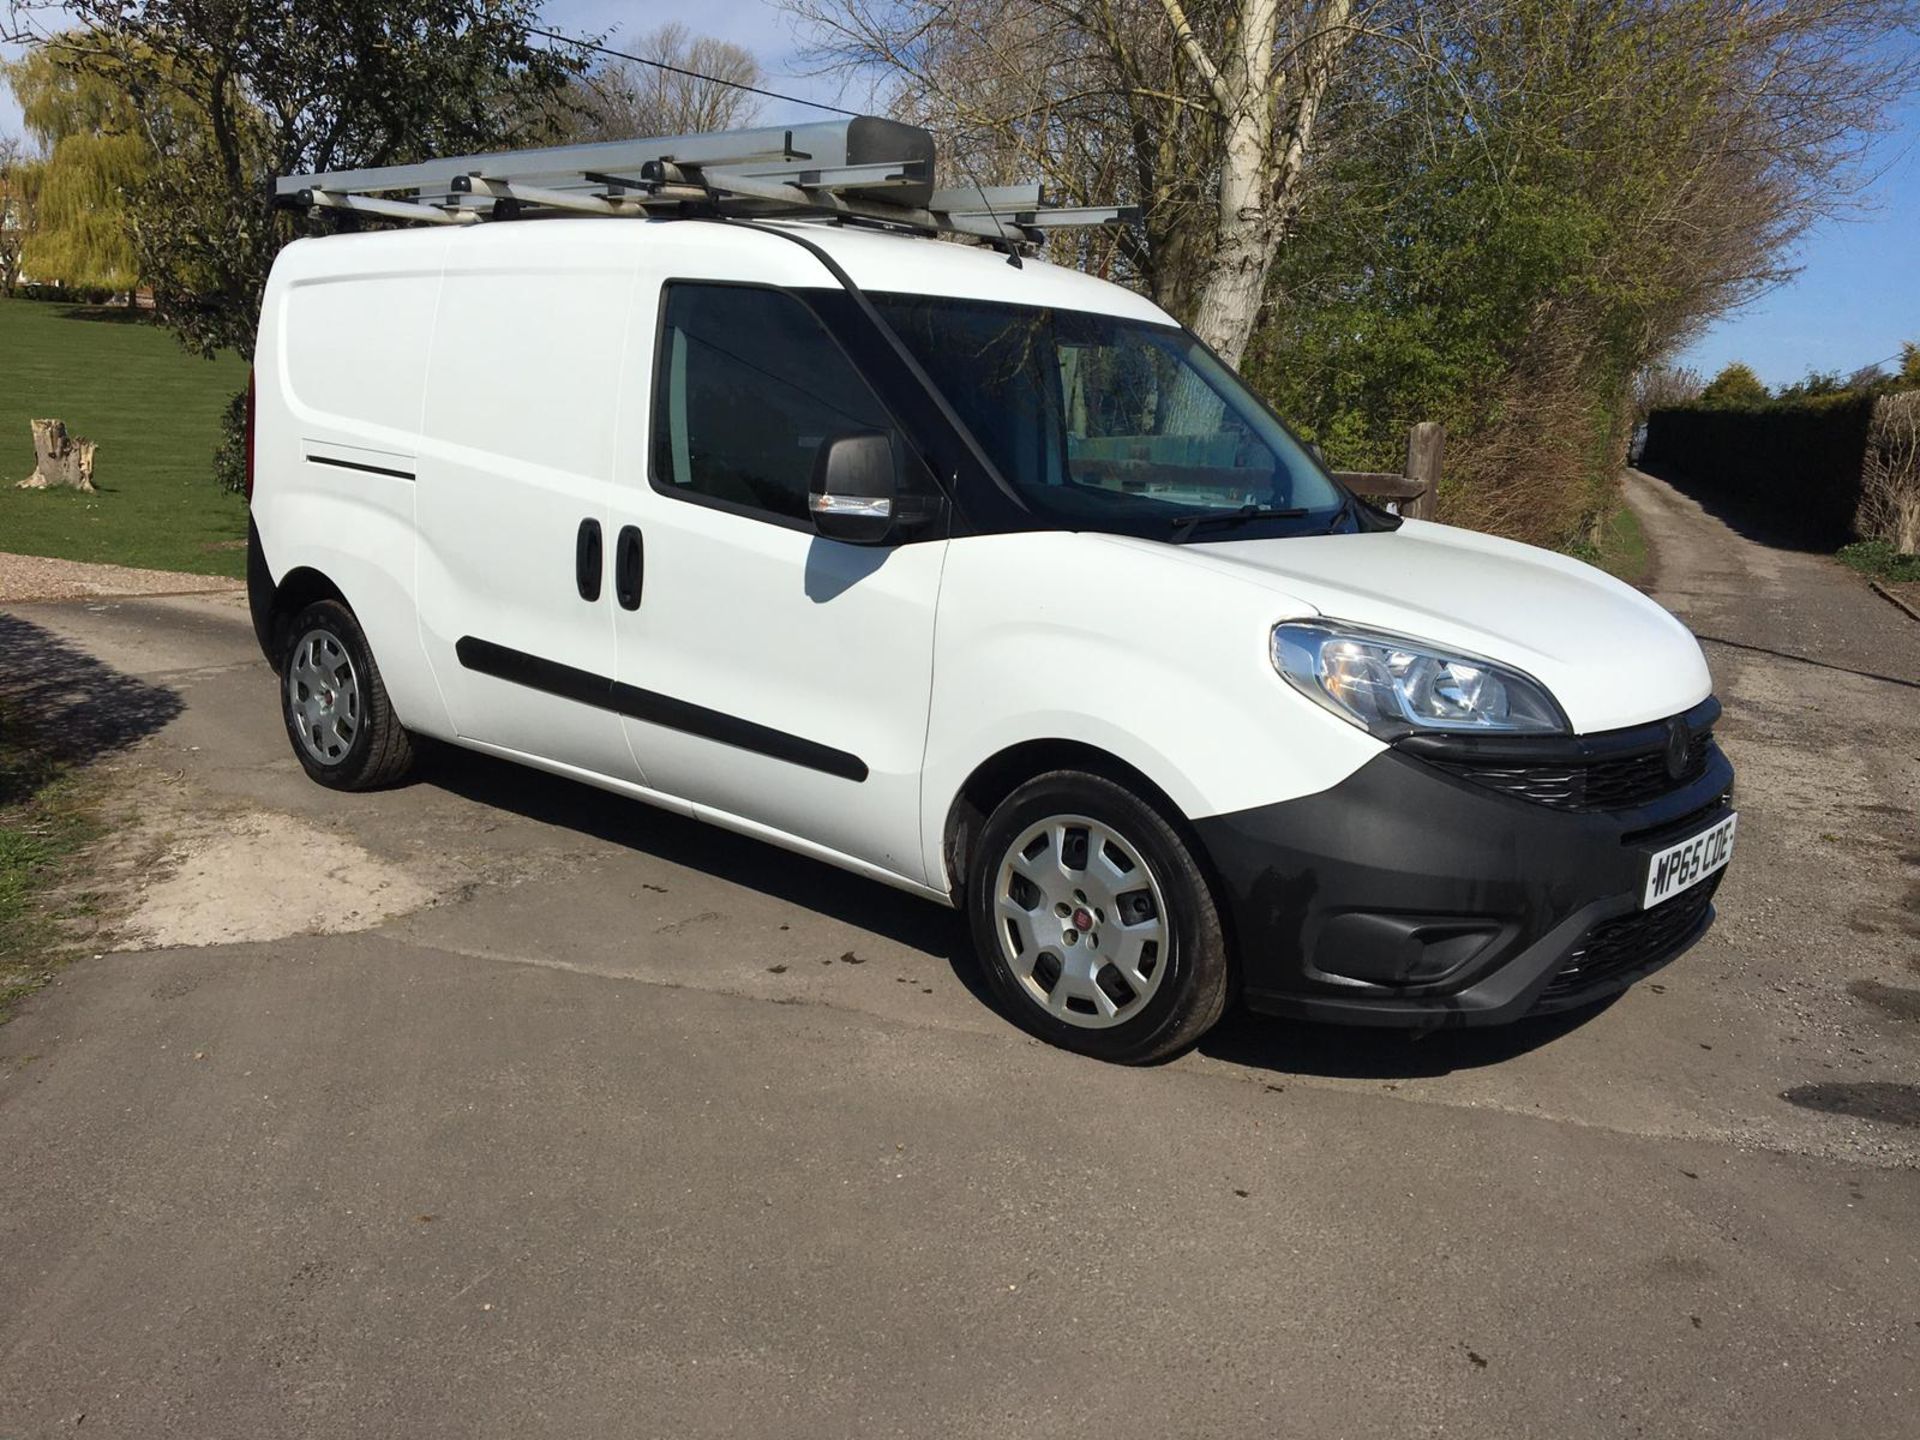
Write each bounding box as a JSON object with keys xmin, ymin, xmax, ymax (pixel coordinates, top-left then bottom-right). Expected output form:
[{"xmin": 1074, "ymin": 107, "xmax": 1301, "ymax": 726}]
[
  {"xmin": 4, "ymin": 0, "xmax": 1915, "ymax": 387},
  {"xmin": 1675, "ymin": 94, "xmax": 1920, "ymax": 387}
]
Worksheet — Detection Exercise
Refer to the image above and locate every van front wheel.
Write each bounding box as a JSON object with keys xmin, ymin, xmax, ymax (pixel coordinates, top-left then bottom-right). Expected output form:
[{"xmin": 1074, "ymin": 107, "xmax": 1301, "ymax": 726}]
[
  {"xmin": 967, "ymin": 770, "xmax": 1230, "ymax": 1064},
  {"xmin": 279, "ymin": 599, "xmax": 415, "ymax": 790}
]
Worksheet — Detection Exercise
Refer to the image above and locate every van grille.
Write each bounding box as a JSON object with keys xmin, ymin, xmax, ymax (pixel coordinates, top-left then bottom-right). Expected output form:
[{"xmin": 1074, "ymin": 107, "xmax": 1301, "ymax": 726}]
[
  {"xmin": 1536, "ymin": 874, "xmax": 1721, "ymax": 1007},
  {"xmin": 1404, "ymin": 699, "xmax": 1720, "ymax": 815},
  {"xmin": 1429, "ymin": 736, "xmax": 1712, "ymax": 812}
]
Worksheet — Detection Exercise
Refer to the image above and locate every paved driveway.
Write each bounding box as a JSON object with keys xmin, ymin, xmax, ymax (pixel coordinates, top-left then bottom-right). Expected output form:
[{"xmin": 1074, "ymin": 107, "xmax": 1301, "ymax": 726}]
[{"xmin": 2, "ymin": 473, "xmax": 1917, "ymax": 1437}]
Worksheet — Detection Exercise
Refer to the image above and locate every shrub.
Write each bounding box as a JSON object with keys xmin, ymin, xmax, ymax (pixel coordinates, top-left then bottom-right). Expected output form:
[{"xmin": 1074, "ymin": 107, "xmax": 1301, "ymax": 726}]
[
  {"xmin": 210, "ymin": 385, "xmax": 248, "ymax": 497},
  {"xmin": 1698, "ymin": 362, "xmax": 1769, "ymax": 409},
  {"xmin": 1858, "ymin": 391, "xmax": 1920, "ymax": 553}
]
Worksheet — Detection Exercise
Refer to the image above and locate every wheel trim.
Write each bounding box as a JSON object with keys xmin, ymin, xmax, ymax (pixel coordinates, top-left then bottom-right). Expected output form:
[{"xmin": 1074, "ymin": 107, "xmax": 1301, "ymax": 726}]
[
  {"xmin": 994, "ymin": 813, "xmax": 1171, "ymax": 1029},
  {"xmin": 287, "ymin": 628, "xmax": 362, "ymax": 765}
]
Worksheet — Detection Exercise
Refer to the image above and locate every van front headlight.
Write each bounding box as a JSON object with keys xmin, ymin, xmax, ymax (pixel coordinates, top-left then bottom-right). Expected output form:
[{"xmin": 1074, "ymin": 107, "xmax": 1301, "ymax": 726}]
[{"xmin": 1271, "ymin": 622, "xmax": 1568, "ymax": 739}]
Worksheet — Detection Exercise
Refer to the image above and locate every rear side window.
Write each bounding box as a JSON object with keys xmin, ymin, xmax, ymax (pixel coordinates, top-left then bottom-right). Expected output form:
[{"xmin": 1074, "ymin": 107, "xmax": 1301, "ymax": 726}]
[{"xmin": 651, "ymin": 283, "xmax": 898, "ymax": 524}]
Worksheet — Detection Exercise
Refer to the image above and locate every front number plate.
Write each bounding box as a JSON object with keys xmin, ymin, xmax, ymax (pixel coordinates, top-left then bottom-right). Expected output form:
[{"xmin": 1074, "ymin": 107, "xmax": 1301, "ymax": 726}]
[{"xmin": 1643, "ymin": 812, "xmax": 1737, "ymax": 909}]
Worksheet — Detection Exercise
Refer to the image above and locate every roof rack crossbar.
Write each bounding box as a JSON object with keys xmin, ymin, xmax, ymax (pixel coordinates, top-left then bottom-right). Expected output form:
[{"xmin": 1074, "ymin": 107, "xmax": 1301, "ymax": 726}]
[
  {"xmin": 452, "ymin": 174, "xmax": 649, "ymax": 217},
  {"xmin": 299, "ymin": 188, "xmax": 477, "ymax": 226}
]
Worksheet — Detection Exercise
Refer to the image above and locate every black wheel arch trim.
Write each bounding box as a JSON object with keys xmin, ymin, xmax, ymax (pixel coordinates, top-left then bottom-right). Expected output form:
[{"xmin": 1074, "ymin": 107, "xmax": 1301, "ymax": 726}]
[
  {"xmin": 246, "ymin": 516, "xmax": 277, "ymax": 662},
  {"xmin": 247, "ymin": 521, "xmax": 349, "ymax": 670}
]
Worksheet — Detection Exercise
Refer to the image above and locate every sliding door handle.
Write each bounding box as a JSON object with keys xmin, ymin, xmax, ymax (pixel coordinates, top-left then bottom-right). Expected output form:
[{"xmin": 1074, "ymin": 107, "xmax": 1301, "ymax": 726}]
[
  {"xmin": 575, "ymin": 518, "xmax": 602, "ymax": 602},
  {"xmin": 614, "ymin": 525, "xmax": 644, "ymax": 610}
]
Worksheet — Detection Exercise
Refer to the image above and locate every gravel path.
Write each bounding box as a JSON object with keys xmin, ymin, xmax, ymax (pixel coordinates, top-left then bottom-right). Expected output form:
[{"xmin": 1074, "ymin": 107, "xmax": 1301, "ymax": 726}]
[{"xmin": 0, "ymin": 550, "xmax": 243, "ymax": 604}]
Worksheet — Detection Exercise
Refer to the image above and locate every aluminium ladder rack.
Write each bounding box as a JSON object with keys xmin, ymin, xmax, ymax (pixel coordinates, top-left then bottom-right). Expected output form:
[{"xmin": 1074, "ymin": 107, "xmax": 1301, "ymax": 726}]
[{"xmin": 273, "ymin": 116, "xmax": 1137, "ymax": 246}]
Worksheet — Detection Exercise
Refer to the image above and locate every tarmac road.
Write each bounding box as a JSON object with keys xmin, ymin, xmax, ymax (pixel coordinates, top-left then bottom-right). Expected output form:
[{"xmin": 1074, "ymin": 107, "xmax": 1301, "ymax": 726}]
[{"xmin": 1, "ymin": 471, "xmax": 1917, "ymax": 1437}]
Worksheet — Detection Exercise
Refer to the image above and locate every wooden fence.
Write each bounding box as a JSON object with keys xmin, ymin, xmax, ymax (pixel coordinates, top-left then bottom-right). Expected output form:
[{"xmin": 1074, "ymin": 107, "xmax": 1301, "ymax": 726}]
[{"xmin": 1332, "ymin": 420, "xmax": 1442, "ymax": 521}]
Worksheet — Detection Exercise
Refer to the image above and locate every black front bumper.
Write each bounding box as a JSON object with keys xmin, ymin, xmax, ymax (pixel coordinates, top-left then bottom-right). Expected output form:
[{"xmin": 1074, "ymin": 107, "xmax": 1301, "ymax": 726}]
[{"xmin": 1194, "ymin": 705, "xmax": 1734, "ymax": 1027}]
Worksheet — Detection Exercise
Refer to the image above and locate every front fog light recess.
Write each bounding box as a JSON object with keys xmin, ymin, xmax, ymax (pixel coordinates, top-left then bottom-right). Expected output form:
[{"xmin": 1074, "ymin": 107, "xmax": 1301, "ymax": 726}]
[{"xmin": 1271, "ymin": 622, "xmax": 1567, "ymax": 739}]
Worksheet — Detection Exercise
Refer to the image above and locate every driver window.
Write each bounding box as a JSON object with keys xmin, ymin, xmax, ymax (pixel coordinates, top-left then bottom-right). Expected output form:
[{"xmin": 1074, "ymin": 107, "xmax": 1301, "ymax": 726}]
[{"xmin": 652, "ymin": 283, "xmax": 899, "ymax": 523}]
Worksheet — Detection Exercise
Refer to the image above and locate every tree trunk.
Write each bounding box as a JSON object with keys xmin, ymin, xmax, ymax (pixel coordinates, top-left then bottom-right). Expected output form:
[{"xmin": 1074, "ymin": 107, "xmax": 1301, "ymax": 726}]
[
  {"xmin": 1178, "ymin": 0, "xmax": 1354, "ymax": 372},
  {"xmin": 1187, "ymin": 106, "xmax": 1276, "ymax": 370},
  {"xmin": 17, "ymin": 419, "xmax": 98, "ymax": 492}
]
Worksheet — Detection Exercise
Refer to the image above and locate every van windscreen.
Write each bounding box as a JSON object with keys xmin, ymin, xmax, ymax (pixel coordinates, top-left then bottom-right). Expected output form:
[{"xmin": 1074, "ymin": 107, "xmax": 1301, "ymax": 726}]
[{"xmin": 866, "ymin": 295, "xmax": 1346, "ymax": 541}]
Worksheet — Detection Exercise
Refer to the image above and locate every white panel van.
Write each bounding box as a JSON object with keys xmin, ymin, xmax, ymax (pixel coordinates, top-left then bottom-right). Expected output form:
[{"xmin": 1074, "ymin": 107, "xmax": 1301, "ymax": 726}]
[{"xmin": 248, "ymin": 207, "xmax": 1736, "ymax": 1062}]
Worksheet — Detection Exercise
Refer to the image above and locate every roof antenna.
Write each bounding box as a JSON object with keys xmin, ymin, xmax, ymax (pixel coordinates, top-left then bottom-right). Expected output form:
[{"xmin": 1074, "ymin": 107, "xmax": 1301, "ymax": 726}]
[{"xmin": 948, "ymin": 144, "xmax": 1022, "ymax": 269}]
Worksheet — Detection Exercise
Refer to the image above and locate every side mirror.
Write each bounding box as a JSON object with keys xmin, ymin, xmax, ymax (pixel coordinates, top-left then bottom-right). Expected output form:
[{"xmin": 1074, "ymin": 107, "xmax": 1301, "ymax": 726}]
[{"xmin": 809, "ymin": 432, "xmax": 898, "ymax": 544}]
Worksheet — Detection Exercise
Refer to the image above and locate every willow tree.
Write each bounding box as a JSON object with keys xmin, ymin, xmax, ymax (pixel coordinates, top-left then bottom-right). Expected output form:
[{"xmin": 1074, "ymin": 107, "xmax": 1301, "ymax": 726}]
[
  {"xmin": 4, "ymin": 39, "xmax": 184, "ymax": 291},
  {"xmin": 47, "ymin": 0, "xmax": 588, "ymax": 359}
]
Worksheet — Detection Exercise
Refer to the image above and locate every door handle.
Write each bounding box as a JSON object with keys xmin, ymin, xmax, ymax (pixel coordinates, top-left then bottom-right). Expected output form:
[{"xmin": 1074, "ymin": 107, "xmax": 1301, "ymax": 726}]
[
  {"xmin": 575, "ymin": 518, "xmax": 603, "ymax": 601},
  {"xmin": 614, "ymin": 525, "xmax": 644, "ymax": 610}
]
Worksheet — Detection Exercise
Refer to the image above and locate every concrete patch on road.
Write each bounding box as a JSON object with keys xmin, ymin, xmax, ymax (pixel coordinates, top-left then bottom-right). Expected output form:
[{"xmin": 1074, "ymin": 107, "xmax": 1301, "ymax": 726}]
[{"xmin": 122, "ymin": 807, "xmax": 437, "ymax": 949}]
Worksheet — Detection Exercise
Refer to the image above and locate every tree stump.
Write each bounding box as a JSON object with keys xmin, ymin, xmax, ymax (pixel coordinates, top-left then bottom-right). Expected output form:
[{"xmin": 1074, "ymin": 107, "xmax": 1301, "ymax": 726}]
[{"xmin": 17, "ymin": 419, "xmax": 98, "ymax": 492}]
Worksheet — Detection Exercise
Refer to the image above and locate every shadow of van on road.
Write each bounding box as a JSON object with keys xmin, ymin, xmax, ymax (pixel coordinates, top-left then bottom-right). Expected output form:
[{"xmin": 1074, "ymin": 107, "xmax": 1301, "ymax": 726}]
[
  {"xmin": 1197, "ymin": 1000, "xmax": 1614, "ymax": 1080},
  {"xmin": 0, "ymin": 612, "xmax": 185, "ymax": 795},
  {"xmin": 410, "ymin": 739, "xmax": 995, "ymax": 1005}
]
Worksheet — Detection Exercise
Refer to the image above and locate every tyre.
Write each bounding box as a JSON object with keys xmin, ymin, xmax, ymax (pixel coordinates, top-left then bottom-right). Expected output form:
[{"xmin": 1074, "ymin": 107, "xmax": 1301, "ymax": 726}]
[
  {"xmin": 279, "ymin": 598, "xmax": 415, "ymax": 790},
  {"xmin": 967, "ymin": 769, "xmax": 1231, "ymax": 1064}
]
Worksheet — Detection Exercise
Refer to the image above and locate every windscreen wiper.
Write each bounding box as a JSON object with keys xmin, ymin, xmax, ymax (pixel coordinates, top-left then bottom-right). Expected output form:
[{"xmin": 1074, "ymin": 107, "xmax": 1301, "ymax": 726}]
[{"xmin": 1169, "ymin": 505, "xmax": 1309, "ymax": 542}]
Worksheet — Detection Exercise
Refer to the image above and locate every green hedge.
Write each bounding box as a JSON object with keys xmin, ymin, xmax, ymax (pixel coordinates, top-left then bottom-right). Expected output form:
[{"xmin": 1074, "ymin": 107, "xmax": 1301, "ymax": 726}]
[{"xmin": 1642, "ymin": 393, "xmax": 1875, "ymax": 546}]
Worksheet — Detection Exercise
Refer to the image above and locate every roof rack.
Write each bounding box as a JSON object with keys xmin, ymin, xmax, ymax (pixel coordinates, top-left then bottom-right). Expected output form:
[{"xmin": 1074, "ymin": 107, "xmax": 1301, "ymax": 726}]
[{"xmin": 274, "ymin": 116, "xmax": 1139, "ymax": 248}]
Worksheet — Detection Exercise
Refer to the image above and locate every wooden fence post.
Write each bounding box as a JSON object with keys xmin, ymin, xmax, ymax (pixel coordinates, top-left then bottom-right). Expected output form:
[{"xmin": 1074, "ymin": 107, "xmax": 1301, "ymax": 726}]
[
  {"xmin": 1404, "ymin": 421, "xmax": 1443, "ymax": 521},
  {"xmin": 1329, "ymin": 420, "xmax": 1444, "ymax": 517}
]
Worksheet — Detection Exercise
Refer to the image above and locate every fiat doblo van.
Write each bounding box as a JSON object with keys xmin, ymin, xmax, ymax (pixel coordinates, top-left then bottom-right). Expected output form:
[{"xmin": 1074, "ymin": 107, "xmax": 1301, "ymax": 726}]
[{"xmin": 248, "ymin": 131, "xmax": 1735, "ymax": 1062}]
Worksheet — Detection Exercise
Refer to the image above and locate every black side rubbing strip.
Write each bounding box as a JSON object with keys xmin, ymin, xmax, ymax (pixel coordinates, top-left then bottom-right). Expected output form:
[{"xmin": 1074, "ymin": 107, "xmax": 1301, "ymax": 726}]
[
  {"xmin": 454, "ymin": 637, "xmax": 869, "ymax": 783},
  {"xmin": 306, "ymin": 453, "xmax": 415, "ymax": 481},
  {"xmin": 456, "ymin": 637, "xmax": 612, "ymax": 711}
]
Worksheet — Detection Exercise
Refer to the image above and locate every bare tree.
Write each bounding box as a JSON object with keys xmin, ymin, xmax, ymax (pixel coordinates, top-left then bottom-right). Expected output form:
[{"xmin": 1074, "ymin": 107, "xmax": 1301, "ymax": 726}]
[
  {"xmin": 1634, "ymin": 365, "xmax": 1705, "ymax": 419},
  {"xmin": 556, "ymin": 24, "xmax": 764, "ymax": 142},
  {"xmin": 787, "ymin": 0, "xmax": 1374, "ymax": 367}
]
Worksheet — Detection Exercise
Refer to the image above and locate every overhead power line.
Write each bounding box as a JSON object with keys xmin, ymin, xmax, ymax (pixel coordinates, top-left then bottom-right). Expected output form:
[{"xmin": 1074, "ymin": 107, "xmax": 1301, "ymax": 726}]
[{"xmin": 525, "ymin": 26, "xmax": 865, "ymax": 120}]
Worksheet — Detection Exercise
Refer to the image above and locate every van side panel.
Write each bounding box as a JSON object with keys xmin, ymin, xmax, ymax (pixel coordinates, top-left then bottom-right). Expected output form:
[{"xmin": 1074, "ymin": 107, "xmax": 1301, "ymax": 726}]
[
  {"xmin": 255, "ymin": 231, "xmax": 453, "ymax": 738},
  {"xmin": 410, "ymin": 223, "xmax": 645, "ymax": 781}
]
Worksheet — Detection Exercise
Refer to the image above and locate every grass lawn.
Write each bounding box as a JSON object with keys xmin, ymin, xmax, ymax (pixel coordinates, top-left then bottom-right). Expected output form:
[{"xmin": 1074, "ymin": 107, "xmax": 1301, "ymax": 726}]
[
  {"xmin": 1837, "ymin": 539, "xmax": 1920, "ymax": 583},
  {"xmin": 0, "ymin": 298, "xmax": 249, "ymax": 578},
  {"xmin": 1573, "ymin": 500, "xmax": 1650, "ymax": 586}
]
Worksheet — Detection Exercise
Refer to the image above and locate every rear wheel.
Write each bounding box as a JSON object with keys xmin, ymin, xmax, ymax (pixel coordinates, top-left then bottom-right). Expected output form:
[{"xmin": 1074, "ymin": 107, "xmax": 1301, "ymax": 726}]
[
  {"xmin": 280, "ymin": 599, "xmax": 414, "ymax": 790},
  {"xmin": 967, "ymin": 770, "xmax": 1230, "ymax": 1064}
]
